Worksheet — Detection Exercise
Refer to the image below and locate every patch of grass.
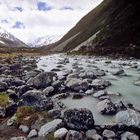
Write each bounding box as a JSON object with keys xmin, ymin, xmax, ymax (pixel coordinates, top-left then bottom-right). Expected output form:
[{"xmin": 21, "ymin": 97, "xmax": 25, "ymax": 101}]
[
  {"xmin": 40, "ymin": 111, "xmax": 53, "ymax": 122},
  {"xmin": 47, "ymin": 132, "xmax": 56, "ymax": 140},
  {"xmin": 16, "ymin": 106, "xmax": 38, "ymax": 126},
  {"xmin": 0, "ymin": 93, "xmax": 9, "ymax": 107}
]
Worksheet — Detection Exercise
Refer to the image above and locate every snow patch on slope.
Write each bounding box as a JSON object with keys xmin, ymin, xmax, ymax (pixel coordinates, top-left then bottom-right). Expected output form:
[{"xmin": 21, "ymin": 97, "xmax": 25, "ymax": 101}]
[{"xmin": 29, "ymin": 35, "xmax": 63, "ymax": 47}]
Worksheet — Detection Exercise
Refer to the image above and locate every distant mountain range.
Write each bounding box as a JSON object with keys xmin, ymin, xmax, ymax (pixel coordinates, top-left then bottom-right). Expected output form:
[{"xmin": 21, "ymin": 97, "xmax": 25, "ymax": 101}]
[
  {"xmin": 44, "ymin": 0, "xmax": 140, "ymax": 58},
  {"xmin": 0, "ymin": 27, "xmax": 28, "ymax": 48},
  {"xmin": 28, "ymin": 35, "xmax": 63, "ymax": 48}
]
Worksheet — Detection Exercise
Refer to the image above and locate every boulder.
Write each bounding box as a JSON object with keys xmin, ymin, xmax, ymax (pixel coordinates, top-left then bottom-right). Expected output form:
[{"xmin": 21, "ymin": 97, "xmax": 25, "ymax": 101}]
[
  {"xmin": 116, "ymin": 109, "xmax": 140, "ymax": 128},
  {"xmin": 63, "ymin": 108, "xmax": 94, "ymax": 130},
  {"xmin": 86, "ymin": 129, "xmax": 102, "ymax": 140},
  {"xmin": 38, "ymin": 119, "xmax": 62, "ymax": 136},
  {"xmin": 27, "ymin": 72, "xmax": 57, "ymax": 88},
  {"xmin": 43, "ymin": 86, "xmax": 54, "ymax": 96},
  {"xmin": 121, "ymin": 131, "xmax": 139, "ymax": 140},
  {"xmin": 134, "ymin": 78, "xmax": 140, "ymax": 86},
  {"xmin": 114, "ymin": 100, "xmax": 126, "ymax": 111},
  {"xmin": 85, "ymin": 88, "xmax": 94, "ymax": 95},
  {"xmin": 27, "ymin": 129, "xmax": 38, "ymax": 138},
  {"xmin": 48, "ymin": 109, "xmax": 61, "ymax": 119},
  {"xmin": 102, "ymin": 129, "xmax": 115, "ymax": 139},
  {"xmin": 92, "ymin": 79, "xmax": 111, "ymax": 89},
  {"xmin": 21, "ymin": 90, "xmax": 45, "ymax": 106},
  {"xmin": 93, "ymin": 90, "xmax": 107, "ymax": 98},
  {"xmin": 65, "ymin": 130, "xmax": 84, "ymax": 140},
  {"xmin": 54, "ymin": 128, "xmax": 68, "ymax": 139},
  {"xmin": 24, "ymin": 71, "xmax": 39, "ymax": 81},
  {"xmin": 65, "ymin": 78, "xmax": 89, "ymax": 92},
  {"xmin": 111, "ymin": 69, "xmax": 125, "ymax": 76},
  {"xmin": 96, "ymin": 99, "xmax": 117, "ymax": 114},
  {"xmin": 19, "ymin": 125, "xmax": 29, "ymax": 133}
]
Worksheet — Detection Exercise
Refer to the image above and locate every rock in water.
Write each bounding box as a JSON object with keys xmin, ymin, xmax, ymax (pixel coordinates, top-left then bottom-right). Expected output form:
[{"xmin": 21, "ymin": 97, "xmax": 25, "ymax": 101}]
[
  {"xmin": 27, "ymin": 72, "xmax": 57, "ymax": 88},
  {"xmin": 134, "ymin": 78, "xmax": 140, "ymax": 86},
  {"xmin": 92, "ymin": 79, "xmax": 111, "ymax": 89},
  {"xmin": 116, "ymin": 109, "xmax": 140, "ymax": 128},
  {"xmin": 65, "ymin": 78, "xmax": 89, "ymax": 92},
  {"xmin": 63, "ymin": 108, "xmax": 94, "ymax": 130},
  {"xmin": 38, "ymin": 119, "xmax": 62, "ymax": 136},
  {"xmin": 96, "ymin": 99, "xmax": 117, "ymax": 114},
  {"xmin": 121, "ymin": 131, "xmax": 139, "ymax": 140},
  {"xmin": 102, "ymin": 129, "xmax": 115, "ymax": 139}
]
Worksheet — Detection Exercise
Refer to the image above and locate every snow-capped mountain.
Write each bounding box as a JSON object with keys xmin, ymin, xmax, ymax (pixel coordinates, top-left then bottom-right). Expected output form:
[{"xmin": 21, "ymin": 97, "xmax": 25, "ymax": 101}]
[
  {"xmin": 29, "ymin": 35, "xmax": 63, "ymax": 47},
  {"xmin": 0, "ymin": 27, "xmax": 28, "ymax": 48}
]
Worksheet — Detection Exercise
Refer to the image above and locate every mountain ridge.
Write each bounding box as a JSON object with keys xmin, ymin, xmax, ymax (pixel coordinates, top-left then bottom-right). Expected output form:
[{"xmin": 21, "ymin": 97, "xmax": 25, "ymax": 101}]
[
  {"xmin": 43, "ymin": 0, "xmax": 140, "ymax": 58},
  {"xmin": 0, "ymin": 27, "xmax": 28, "ymax": 48}
]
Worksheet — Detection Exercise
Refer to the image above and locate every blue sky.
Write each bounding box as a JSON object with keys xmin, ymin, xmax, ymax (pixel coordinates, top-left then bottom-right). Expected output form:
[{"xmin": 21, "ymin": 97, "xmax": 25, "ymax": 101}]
[{"xmin": 0, "ymin": 0, "xmax": 103, "ymax": 43}]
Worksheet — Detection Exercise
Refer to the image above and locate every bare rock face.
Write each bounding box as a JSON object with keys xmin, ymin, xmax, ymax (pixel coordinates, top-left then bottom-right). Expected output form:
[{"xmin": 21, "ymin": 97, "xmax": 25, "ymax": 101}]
[{"xmin": 63, "ymin": 108, "xmax": 94, "ymax": 130}]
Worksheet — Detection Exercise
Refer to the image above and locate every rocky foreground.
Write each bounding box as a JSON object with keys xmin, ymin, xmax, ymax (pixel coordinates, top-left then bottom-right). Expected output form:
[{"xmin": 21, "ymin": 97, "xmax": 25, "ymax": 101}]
[{"xmin": 0, "ymin": 54, "xmax": 140, "ymax": 140}]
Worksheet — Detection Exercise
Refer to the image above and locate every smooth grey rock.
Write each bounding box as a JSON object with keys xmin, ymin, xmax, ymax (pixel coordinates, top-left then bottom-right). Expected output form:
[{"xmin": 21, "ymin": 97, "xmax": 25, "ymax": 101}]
[
  {"xmin": 27, "ymin": 72, "xmax": 57, "ymax": 88},
  {"xmin": 43, "ymin": 86, "xmax": 54, "ymax": 96},
  {"xmin": 54, "ymin": 128, "xmax": 68, "ymax": 139},
  {"xmin": 116, "ymin": 109, "xmax": 140, "ymax": 128},
  {"xmin": 111, "ymin": 69, "xmax": 125, "ymax": 76},
  {"xmin": 19, "ymin": 125, "xmax": 29, "ymax": 133},
  {"xmin": 27, "ymin": 129, "xmax": 38, "ymax": 138},
  {"xmin": 38, "ymin": 119, "xmax": 62, "ymax": 136},
  {"xmin": 93, "ymin": 90, "xmax": 107, "ymax": 98},
  {"xmin": 121, "ymin": 131, "xmax": 139, "ymax": 140},
  {"xmin": 134, "ymin": 78, "xmax": 140, "ymax": 86},
  {"xmin": 85, "ymin": 88, "xmax": 94, "ymax": 95},
  {"xmin": 92, "ymin": 79, "xmax": 111, "ymax": 89},
  {"xmin": 65, "ymin": 78, "xmax": 89, "ymax": 92},
  {"xmin": 96, "ymin": 99, "xmax": 116, "ymax": 114},
  {"xmin": 21, "ymin": 89, "xmax": 45, "ymax": 106},
  {"xmin": 86, "ymin": 129, "xmax": 102, "ymax": 140},
  {"xmin": 102, "ymin": 129, "xmax": 115, "ymax": 139}
]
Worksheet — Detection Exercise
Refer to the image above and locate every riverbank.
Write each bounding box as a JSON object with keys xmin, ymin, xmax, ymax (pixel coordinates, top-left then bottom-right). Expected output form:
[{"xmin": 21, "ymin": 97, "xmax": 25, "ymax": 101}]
[{"xmin": 0, "ymin": 54, "xmax": 140, "ymax": 140}]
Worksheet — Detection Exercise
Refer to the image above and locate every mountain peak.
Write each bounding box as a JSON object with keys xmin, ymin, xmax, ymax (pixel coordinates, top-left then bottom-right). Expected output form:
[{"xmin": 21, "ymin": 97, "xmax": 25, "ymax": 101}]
[{"xmin": 0, "ymin": 26, "xmax": 28, "ymax": 48}]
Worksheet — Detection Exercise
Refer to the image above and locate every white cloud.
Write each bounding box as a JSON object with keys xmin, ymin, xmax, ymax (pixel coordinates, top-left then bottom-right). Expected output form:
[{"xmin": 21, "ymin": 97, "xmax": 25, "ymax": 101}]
[{"xmin": 0, "ymin": 0, "xmax": 103, "ymax": 43}]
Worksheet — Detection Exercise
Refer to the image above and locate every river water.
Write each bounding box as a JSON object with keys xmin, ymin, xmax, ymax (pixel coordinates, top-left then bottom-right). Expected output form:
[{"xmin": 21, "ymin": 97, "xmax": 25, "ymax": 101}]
[{"xmin": 37, "ymin": 54, "xmax": 140, "ymax": 125}]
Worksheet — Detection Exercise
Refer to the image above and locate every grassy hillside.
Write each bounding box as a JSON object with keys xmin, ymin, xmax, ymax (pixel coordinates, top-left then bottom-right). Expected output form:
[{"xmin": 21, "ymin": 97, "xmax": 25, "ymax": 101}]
[{"xmin": 44, "ymin": 0, "xmax": 140, "ymax": 58}]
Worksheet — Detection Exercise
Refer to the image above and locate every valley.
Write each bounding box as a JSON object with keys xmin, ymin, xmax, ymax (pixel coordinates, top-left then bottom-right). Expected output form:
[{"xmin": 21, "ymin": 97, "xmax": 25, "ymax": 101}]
[{"xmin": 0, "ymin": 0, "xmax": 140, "ymax": 139}]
